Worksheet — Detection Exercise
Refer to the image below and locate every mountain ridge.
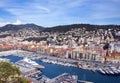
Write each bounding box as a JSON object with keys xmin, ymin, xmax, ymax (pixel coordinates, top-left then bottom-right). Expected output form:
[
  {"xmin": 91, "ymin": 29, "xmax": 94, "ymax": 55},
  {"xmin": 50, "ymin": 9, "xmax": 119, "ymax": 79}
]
[
  {"xmin": 0, "ymin": 23, "xmax": 120, "ymax": 32},
  {"xmin": 0, "ymin": 23, "xmax": 44, "ymax": 32}
]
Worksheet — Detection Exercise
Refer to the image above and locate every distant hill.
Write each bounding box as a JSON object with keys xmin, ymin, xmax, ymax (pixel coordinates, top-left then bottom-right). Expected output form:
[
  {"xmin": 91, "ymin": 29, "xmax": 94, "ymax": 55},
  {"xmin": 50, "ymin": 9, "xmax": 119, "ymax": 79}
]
[
  {"xmin": 45, "ymin": 24, "xmax": 120, "ymax": 32},
  {"xmin": 0, "ymin": 23, "xmax": 44, "ymax": 32},
  {"xmin": 0, "ymin": 24, "xmax": 45, "ymax": 37},
  {"xmin": 0, "ymin": 23, "xmax": 120, "ymax": 32},
  {"xmin": 0, "ymin": 23, "xmax": 120, "ymax": 38}
]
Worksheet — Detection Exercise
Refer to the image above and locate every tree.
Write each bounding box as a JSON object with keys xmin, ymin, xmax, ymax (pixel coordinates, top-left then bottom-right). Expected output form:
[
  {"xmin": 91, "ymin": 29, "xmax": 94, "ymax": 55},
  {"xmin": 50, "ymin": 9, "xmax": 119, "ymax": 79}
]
[{"xmin": 0, "ymin": 61, "xmax": 29, "ymax": 83}]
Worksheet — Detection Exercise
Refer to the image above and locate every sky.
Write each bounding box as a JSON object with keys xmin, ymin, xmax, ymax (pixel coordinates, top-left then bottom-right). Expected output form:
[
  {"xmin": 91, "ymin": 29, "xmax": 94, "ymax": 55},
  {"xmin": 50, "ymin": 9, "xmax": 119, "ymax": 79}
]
[{"xmin": 0, "ymin": 0, "xmax": 120, "ymax": 27}]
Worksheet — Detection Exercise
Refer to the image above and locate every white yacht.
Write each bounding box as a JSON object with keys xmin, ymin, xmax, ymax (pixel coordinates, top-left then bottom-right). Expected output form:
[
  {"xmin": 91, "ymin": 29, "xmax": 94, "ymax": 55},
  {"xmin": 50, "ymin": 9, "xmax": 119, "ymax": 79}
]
[
  {"xmin": 0, "ymin": 58, "xmax": 9, "ymax": 62},
  {"xmin": 23, "ymin": 57, "xmax": 39, "ymax": 66},
  {"xmin": 98, "ymin": 68, "xmax": 106, "ymax": 74}
]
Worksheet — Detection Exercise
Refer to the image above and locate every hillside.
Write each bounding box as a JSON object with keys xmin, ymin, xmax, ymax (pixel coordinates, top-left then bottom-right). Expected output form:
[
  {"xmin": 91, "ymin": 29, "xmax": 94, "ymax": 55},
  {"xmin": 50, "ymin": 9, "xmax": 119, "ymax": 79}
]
[
  {"xmin": 0, "ymin": 24, "xmax": 44, "ymax": 37},
  {"xmin": 0, "ymin": 23, "xmax": 120, "ymax": 38},
  {"xmin": 45, "ymin": 24, "xmax": 120, "ymax": 32},
  {"xmin": 0, "ymin": 23, "xmax": 44, "ymax": 32}
]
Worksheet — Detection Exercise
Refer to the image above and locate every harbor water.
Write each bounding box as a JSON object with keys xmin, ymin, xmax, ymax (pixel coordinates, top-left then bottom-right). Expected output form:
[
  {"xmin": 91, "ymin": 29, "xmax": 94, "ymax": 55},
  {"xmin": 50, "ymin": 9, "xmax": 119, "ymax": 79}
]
[{"xmin": 1, "ymin": 55, "xmax": 120, "ymax": 83}]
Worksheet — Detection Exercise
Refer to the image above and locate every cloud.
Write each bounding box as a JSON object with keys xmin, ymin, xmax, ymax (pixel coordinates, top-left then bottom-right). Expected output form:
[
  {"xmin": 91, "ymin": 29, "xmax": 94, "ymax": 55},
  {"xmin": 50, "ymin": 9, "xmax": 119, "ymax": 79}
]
[
  {"xmin": 0, "ymin": 20, "xmax": 22, "ymax": 27},
  {"xmin": 35, "ymin": 6, "xmax": 50, "ymax": 13},
  {"xmin": 90, "ymin": 1, "xmax": 120, "ymax": 19},
  {"xmin": 13, "ymin": 19, "xmax": 21, "ymax": 25},
  {"xmin": 4, "ymin": 1, "xmax": 51, "ymax": 19},
  {"xmin": 0, "ymin": 0, "xmax": 120, "ymax": 26},
  {"xmin": 0, "ymin": 21, "xmax": 10, "ymax": 27}
]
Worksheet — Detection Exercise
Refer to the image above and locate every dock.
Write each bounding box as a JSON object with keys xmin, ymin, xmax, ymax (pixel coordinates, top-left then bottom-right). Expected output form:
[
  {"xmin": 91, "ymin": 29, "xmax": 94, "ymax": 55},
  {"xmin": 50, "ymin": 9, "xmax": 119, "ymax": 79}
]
[
  {"xmin": 14, "ymin": 57, "xmax": 45, "ymax": 83},
  {"xmin": 34, "ymin": 65, "xmax": 45, "ymax": 69},
  {"xmin": 48, "ymin": 73, "xmax": 78, "ymax": 83},
  {"xmin": 78, "ymin": 80, "xmax": 94, "ymax": 83}
]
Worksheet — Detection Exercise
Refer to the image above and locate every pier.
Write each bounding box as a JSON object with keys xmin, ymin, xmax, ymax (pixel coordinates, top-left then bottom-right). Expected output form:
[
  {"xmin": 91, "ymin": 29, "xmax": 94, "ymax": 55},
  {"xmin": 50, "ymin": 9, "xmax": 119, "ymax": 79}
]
[
  {"xmin": 78, "ymin": 80, "xmax": 94, "ymax": 83},
  {"xmin": 45, "ymin": 73, "xmax": 78, "ymax": 83},
  {"xmin": 14, "ymin": 57, "xmax": 45, "ymax": 83}
]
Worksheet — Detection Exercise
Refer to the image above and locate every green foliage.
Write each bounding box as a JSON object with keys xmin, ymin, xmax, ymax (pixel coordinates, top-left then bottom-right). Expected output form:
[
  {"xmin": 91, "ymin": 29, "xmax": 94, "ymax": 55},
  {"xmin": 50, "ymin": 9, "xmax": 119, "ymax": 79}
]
[{"xmin": 0, "ymin": 62, "xmax": 29, "ymax": 83}]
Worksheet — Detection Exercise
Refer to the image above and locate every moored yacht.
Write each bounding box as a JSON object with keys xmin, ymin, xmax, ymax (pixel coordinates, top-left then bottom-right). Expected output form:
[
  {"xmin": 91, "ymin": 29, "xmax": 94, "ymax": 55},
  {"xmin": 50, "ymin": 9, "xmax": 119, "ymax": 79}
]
[
  {"xmin": 23, "ymin": 57, "xmax": 39, "ymax": 66},
  {"xmin": 97, "ymin": 68, "xmax": 106, "ymax": 75}
]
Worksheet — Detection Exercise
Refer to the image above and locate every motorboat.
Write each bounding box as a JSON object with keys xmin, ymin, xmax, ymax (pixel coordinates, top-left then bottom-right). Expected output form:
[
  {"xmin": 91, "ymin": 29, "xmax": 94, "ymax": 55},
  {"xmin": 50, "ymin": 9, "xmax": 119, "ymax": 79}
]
[{"xmin": 23, "ymin": 57, "xmax": 39, "ymax": 66}]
